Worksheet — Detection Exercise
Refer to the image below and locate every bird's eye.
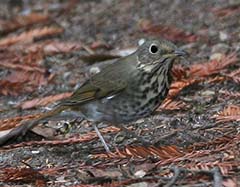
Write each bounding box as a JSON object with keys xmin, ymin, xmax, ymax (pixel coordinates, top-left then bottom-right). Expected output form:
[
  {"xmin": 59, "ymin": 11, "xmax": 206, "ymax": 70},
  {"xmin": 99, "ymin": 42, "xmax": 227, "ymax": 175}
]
[{"xmin": 149, "ymin": 44, "xmax": 158, "ymax": 54}]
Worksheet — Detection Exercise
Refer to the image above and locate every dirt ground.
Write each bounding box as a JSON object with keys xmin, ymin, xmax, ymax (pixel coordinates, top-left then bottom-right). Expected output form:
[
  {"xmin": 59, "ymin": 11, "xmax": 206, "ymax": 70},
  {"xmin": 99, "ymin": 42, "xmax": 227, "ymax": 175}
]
[{"xmin": 0, "ymin": 0, "xmax": 239, "ymax": 186}]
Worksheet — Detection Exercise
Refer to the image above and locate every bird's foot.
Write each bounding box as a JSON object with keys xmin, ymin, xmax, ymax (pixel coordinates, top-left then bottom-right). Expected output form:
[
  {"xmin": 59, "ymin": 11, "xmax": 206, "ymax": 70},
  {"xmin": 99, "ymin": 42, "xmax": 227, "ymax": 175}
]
[{"xmin": 93, "ymin": 123, "xmax": 112, "ymax": 153}]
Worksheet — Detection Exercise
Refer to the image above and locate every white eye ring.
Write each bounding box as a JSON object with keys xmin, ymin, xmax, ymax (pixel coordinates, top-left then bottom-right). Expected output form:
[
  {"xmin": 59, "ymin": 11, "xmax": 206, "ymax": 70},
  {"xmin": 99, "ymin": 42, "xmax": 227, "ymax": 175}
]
[{"xmin": 149, "ymin": 44, "xmax": 158, "ymax": 54}]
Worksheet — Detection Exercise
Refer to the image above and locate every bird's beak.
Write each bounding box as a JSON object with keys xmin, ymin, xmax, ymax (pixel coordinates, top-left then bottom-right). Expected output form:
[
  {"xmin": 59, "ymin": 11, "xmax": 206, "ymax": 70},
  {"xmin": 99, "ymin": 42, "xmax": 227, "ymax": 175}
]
[
  {"xmin": 173, "ymin": 49, "xmax": 189, "ymax": 57},
  {"xmin": 162, "ymin": 49, "xmax": 189, "ymax": 60}
]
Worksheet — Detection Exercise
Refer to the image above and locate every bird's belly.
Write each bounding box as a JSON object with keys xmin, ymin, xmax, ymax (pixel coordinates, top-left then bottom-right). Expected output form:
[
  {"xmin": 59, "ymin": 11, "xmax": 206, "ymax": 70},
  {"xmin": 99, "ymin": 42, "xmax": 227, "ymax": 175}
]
[
  {"xmin": 107, "ymin": 83, "xmax": 170, "ymax": 123},
  {"xmin": 77, "ymin": 96, "xmax": 153, "ymax": 124},
  {"xmin": 102, "ymin": 93, "xmax": 163, "ymax": 123},
  {"xmin": 78, "ymin": 80, "xmax": 170, "ymax": 123}
]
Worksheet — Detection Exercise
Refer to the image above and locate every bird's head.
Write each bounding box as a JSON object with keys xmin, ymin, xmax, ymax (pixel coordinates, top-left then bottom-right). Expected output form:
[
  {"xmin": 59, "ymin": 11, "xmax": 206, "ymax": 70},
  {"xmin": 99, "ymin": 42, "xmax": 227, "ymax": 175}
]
[{"xmin": 136, "ymin": 39, "xmax": 187, "ymax": 71}]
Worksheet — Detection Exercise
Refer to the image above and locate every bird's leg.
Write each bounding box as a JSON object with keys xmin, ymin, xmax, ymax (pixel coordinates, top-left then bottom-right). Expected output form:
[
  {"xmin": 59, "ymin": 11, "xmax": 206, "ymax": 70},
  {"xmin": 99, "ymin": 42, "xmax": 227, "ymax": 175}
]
[
  {"xmin": 114, "ymin": 123, "xmax": 152, "ymax": 146},
  {"xmin": 93, "ymin": 123, "xmax": 111, "ymax": 153}
]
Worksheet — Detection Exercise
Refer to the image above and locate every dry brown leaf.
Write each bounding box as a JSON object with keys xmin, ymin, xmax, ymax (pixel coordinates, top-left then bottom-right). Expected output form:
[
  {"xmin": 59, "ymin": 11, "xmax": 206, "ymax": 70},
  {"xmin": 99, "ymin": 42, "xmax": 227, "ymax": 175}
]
[
  {"xmin": 0, "ymin": 114, "xmax": 40, "ymax": 131},
  {"xmin": 0, "ymin": 167, "xmax": 46, "ymax": 185},
  {"xmin": 0, "ymin": 48, "xmax": 53, "ymax": 96},
  {"xmin": 139, "ymin": 20, "xmax": 199, "ymax": 42},
  {"xmin": 171, "ymin": 64, "xmax": 189, "ymax": 80},
  {"xmin": 31, "ymin": 125, "xmax": 57, "ymax": 139},
  {"xmin": 156, "ymin": 134, "xmax": 240, "ymax": 167},
  {"xmin": 189, "ymin": 53, "xmax": 238, "ymax": 77},
  {"xmin": 0, "ymin": 49, "xmax": 45, "ymax": 73},
  {"xmin": 225, "ymin": 69, "xmax": 240, "ymax": 84},
  {"xmin": 0, "ymin": 27, "xmax": 63, "ymax": 47},
  {"xmin": 0, "ymin": 13, "xmax": 49, "ymax": 34},
  {"xmin": 25, "ymin": 41, "xmax": 82, "ymax": 55},
  {"xmin": 159, "ymin": 99, "xmax": 187, "ymax": 111},
  {"xmin": 92, "ymin": 145, "xmax": 184, "ymax": 159},
  {"xmin": 0, "ymin": 80, "xmax": 32, "ymax": 96},
  {"xmin": 185, "ymin": 162, "xmax": 237, "ymax": 176},
  {"xmin": 187, "ymin": 136, "xmax": 233, "ymax": 151},
  {"xmin": 6, "ymin": 40, "xmax": 82, "ymax": 56},
  {"xmin": 206, "ymin": 76, "xmax": 225, "ymax": 84},
  {"xmin": 19, "ymin": 92, "xmax": 73, "ymax": 109},
  {"xmin": 212, "ymin": 105, "xmax": 240, "ymax": 123},
  {"xmin": 216, "ymin": 105, "xmax": 240, "ymax": 116},
  {"xmin": 222, "ymin": 178, "xmax": 238, "ymax": 187},
  {"xmin": 0, "ymin": 70, "xmax": 52, "ymax": 96},
  {"xmin": 219, "ymin": 90, "xmax": 240, "ymax": 98},
  {"xmin": 168, "ymin": 78, "xmax": 202, "ymax": 97},
  {"xmin": 0, "ymin": 126, "xmax": 120, "ymax": 150},
  {"xmin": 166, "ymin": 54, "xmax": 237, "ymax": 98},
  {"xmin": 90, "ymin": 40, "xmax": 111, "ymax": 50},
  {"xmin": 21, "ymin": 50, "xmax": 45, "ymax": 66},
  {"xmin": 0, "ymin": 61, "xmax": 45, "ymax": 73},
  {"xmin": 212, "ymin": 4, "xmax": 240, "ymax": 18}
]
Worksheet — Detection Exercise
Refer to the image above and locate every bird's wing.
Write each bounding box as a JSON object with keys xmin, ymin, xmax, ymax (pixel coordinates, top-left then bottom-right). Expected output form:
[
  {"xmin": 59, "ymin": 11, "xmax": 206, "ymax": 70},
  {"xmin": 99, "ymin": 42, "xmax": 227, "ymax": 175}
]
[{"xmin": 61, "ymin": 63, "xmax": 129, "ymax": 106}]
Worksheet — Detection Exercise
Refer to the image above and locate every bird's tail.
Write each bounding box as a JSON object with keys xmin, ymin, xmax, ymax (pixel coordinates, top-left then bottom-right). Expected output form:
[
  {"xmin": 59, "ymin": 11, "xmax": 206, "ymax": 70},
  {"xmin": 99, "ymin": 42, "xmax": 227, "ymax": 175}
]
[{"xmin": 0, "ymin": 105, "xmax": 67, "ymax": 146}]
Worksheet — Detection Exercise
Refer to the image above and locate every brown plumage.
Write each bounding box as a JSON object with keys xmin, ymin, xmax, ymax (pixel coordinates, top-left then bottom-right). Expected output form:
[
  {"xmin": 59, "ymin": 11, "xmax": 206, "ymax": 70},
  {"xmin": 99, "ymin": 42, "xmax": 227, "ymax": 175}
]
[{"xmin": 0, "ymin": 39, "xmax": 187, "ymax": 148}]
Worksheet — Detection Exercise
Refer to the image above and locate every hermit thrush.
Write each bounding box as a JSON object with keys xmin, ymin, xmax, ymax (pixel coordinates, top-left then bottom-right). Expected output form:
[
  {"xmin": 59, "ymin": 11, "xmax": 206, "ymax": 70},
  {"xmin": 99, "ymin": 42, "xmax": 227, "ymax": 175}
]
[{"xmin": 0, "ymin": 39, "xmax": 187, "ymax": 151}]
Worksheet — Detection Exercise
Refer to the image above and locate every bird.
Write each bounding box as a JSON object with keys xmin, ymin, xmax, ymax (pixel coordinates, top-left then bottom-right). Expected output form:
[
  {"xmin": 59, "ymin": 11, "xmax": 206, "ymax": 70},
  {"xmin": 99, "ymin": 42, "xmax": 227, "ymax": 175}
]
[{"xmin": 0, "ymin": 38, "xmax": 187, "ymax": 151}]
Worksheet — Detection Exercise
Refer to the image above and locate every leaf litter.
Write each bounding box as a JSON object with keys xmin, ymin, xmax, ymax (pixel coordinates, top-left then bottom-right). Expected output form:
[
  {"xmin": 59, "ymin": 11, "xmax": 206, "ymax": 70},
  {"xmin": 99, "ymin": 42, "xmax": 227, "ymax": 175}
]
[
  {"xmin": 0, "ymin": 13, "xmax": 49, "ymax": 35},
  {"xmin": 0, "ymin": 1, "xmax": 240, "ymax": 186},
  {"xmin": 0, "ymin": 26, "xmax": 63, "ymax": 47}
]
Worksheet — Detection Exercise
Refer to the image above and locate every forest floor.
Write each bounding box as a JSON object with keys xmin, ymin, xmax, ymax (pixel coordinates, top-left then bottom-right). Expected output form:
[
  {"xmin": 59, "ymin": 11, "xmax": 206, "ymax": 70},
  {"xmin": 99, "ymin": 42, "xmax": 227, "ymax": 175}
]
[{"xmin": 0, "ymin": 0, "xmax": 239, "ymax": 186}]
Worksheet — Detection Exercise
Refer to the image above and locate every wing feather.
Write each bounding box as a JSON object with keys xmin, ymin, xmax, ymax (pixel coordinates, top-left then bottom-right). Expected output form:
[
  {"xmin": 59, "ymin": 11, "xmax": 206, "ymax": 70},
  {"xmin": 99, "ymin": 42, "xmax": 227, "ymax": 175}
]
[{"xmin": 61, "ymin": 62, "xmax": 130, "ymax": 106}]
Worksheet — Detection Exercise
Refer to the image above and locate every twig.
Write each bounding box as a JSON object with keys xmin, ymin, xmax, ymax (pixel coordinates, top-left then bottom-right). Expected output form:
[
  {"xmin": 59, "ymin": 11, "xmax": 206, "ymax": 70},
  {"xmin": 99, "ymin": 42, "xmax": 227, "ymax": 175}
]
[
  {"xmin": 159, "ymin": 166, "xmax": 223, "ymax": 187},
  {"xmin": 164, "ymin": 166, "xmax": 182, "ymax": 187},
  {"xmin": 187, "ymin": 167, "xmax": 223, "ymax": 187},
  {"xmin": 82, "ymin": 43, "xmax": 95, "ymax": 54},
  {"xmin": 178, "ymin": 182, "xmax": 212, "ymax": 187},
  {"xmin": 212, "ymin": 167, "xmax": 223, "ymax": 187}
]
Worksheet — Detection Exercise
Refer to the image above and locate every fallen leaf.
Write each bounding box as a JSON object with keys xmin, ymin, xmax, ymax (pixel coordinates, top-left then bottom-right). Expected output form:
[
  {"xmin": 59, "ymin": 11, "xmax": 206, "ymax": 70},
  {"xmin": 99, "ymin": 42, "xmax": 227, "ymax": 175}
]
[
  {"xmin": 212, "ymin": 105, "xmax": 240, "ymax": 123},
  {"xmin": 0, "ymin": 27, "xmax": 64, "ymax": 47},
  {"xmin": 90, "ymin": 40, "xmax": 111, "ymax": 50},
  {"xmin": 0, "ymin": 49, "xmax": 45, "ymax": 73},
  {"xmin": 0, "ymin": 70, "xmax": 52, "ymax": 96},
  {"xmin": 171, "ymin": 64, "xmax": 189, "ymax": 80},
  {"xmin": 219, "ymin": 90, "xmax": 240, "ymax": 98},
  {"xmin": 0, "ymin": 48, "xmax": 54, "ymax": 96},
  {"xmin": 25, "ymin": 41, "xmax": 82, "ymax": 54},
  {"xmin": 212, "ymin": 4, "xmax": 240, "ymax": 18},
  {"xmin": 0, "ymin": 167, "xmax": 46, "ymax": 186},
  {"xmin": 92, "ymin": 145, "xmax": 184, "ymax": 159},
  {"xmin": 0, "ymin": 114, "xmax": 40, "ymax": 131},
  {"xmin": 222, "ymin": 178, "xmax": 238, "ymax": 187},
  {"xmin": 225, "ymin": 69, "xmax": 240, "ymax": 84},
  {"xmin": 189, "ymin": 53, "xmax": 238, "ymax": 77},
  {"xmin": 167, "ymin": 53, "xmax": 238, "ymax": 98},
  {"xmin": 159, "ymin": 99, "xmax": 188, "ymax": 111},
  {"xmin": 168, "ymin": 78, "xmax": 202, "ymax": 97},
  {"xmin": 184, "ymin": 162, "xmax": 237, "ymax": 176},
  {"xmin": 0, "ymin": 126, "xmax": 120, "ymax": 149},
  {"xmin": 0, "ymin": 13, "xmax": 49, "ymax": 34},
  {"xmin": 139, "ymin": 20, "xmax": 199, "ymax": 42},
  {"xmin": 19, "ymin": 92, "xmax": 73, "ymax": 109}
]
